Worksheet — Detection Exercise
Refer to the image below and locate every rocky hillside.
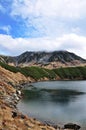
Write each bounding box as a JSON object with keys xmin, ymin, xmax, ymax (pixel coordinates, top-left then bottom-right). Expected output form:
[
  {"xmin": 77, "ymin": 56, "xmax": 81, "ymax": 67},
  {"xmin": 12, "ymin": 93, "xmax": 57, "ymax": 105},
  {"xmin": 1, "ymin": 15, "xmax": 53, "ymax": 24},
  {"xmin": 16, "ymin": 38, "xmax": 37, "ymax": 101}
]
[
  {"xmin": 0, "ymin": 51, "xmax": 86, "ymax": 68},
  {"xmin": 0, "ymin": 62, "xmax": 84, "ymax": 129},
  {"xmin": 0, "ymin": 66, "xmax": 57, "ymax": 130},
  {"xmin": 0, "ymin": 66, "xmax": 33, "ymax": 86}
]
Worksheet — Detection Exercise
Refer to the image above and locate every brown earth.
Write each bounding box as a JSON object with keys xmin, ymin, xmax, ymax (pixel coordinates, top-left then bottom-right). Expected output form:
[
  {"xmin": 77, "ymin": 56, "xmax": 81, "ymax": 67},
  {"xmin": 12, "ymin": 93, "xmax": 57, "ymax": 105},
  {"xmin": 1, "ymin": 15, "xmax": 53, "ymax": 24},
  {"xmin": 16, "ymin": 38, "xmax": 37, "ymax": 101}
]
[
  {"xmin": 0, "ymin": 66, "xmax": 35, "ymax": 85},
  {"xmin": 0, "ymin": 66, "xmax": 57, "ymax": 130}
]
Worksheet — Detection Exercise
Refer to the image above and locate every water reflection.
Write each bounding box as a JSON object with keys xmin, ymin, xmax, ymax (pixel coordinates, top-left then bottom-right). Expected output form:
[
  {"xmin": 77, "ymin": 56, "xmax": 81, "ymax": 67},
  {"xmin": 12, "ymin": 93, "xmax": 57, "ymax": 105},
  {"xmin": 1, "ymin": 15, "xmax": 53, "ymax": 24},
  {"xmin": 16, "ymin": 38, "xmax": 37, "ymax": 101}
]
[
  {"xmin": 22, "ymin": 87, "xmax": 85, "ymax": 105},
  {"xmin": 18, "ymin": 81, "xmax": 86, "ymax": 126}
]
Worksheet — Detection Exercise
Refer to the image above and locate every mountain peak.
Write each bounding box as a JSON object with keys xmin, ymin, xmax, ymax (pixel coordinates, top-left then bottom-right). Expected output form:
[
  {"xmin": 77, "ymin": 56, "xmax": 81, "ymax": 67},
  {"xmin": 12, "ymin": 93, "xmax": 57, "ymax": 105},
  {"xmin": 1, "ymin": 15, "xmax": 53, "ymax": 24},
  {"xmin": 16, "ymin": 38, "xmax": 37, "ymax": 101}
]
[{"xmin": 0, "ymin": 50, "xmax": 86, "ymax": 68}]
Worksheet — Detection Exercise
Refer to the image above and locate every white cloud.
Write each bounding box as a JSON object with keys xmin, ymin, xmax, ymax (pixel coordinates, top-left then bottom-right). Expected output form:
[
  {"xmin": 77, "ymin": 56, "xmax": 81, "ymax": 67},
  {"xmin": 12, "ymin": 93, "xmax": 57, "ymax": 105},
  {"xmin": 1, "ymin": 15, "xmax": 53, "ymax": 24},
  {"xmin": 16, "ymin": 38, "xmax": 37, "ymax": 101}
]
[
  {"xmin": 10, "ymin": 0, "xmax": 86, "ymax": 37},
  {"xmin": 0, "ymin": 0, "xmax": 86, "ymax": 59},
  {"xmin": 57, "ymin": 33, "xmax": 86, "ymax": 58},
  {"xmin": 0, "ymin": 25, "xmax": 11, "ymax": 34},
  {"xmin": 0, "ymin": 33, "xmax": 86, "ymax": 59},
  {"xmin": 11, "ymin": 0, "xmax": 86, "ymax": 19}
]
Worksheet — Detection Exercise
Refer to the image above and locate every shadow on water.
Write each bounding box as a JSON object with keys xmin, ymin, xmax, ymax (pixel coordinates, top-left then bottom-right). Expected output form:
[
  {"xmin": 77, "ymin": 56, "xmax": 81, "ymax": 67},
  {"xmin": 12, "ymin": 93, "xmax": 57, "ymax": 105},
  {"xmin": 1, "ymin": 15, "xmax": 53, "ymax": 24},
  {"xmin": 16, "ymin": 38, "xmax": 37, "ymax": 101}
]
[
  {"xmin": 22, "ymin": 88, "xmax": 85, "ymax": 105},
  {"xmin": 18, "ymin": 81, "xmax": 86, "ymax": 127}
]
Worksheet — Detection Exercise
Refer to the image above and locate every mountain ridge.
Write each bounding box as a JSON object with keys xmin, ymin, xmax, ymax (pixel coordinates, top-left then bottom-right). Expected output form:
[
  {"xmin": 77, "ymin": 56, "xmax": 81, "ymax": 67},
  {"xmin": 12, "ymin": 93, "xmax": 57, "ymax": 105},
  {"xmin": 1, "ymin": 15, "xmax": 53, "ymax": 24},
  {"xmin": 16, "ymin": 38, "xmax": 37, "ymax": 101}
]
[{"xmin": 0, "ymin": 50, "xmax": 86, "ymax": 68}]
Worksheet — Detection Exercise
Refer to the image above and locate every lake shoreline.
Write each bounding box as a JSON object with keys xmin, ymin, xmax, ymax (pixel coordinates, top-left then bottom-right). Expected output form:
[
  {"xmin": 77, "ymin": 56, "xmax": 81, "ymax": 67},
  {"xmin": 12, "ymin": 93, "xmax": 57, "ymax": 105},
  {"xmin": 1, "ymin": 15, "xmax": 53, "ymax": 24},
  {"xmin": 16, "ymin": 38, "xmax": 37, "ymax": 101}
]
[
  {"xmin": 0, "ymin": 79, "xmax": 83, "ymax": 130},
  {"xmin": 17, "ymin": 81, "xmax": 86, "ymax": 130},
  {"xmin": 0, "ymin": 81, "xmax": 59, "ymax": 130},
  {"xmin": 0, "ymin": 66, "xmax": 84, "ymax": 130}
]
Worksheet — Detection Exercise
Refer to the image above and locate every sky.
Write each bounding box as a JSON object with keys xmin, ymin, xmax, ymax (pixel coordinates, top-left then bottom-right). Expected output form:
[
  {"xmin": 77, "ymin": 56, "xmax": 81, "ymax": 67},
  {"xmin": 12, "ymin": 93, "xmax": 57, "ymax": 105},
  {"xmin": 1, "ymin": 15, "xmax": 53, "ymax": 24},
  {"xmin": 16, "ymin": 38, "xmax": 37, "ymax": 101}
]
[{"xmin": 0, "ymin": 0, "xmax": 86, "ymax": 58}]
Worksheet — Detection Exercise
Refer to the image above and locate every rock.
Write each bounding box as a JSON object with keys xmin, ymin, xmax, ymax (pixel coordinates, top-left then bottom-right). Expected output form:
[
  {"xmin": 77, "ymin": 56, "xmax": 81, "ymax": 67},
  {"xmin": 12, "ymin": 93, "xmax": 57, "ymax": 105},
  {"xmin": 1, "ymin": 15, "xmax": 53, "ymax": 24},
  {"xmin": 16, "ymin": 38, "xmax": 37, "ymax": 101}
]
[
  {"xmin": 16, "ymin": 96, "xmax": 20, "ymax": 101},
  {"xmin": 16, "ymin": 90, "xmax": 21, "ymax": 95},
  {"xmin": 12, "ymin": 111, "xmax": 18, "ymax": 118},
  {"xmin": 13, "ymin": 93, "xmax": 17, "ymax": 97},
  {"xmin": 64, "ymin": 123, "xmax": 81, "ymax": 130},
  {"xmin": 20, "ymin": 114, "xmax": 25, "ymax": 119}
]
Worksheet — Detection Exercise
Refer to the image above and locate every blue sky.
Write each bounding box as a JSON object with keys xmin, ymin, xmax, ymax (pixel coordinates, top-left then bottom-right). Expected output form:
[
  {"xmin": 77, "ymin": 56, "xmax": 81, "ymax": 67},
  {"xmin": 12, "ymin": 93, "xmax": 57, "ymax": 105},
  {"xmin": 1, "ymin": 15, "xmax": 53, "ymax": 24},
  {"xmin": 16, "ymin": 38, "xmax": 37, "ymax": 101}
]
[{"xmin": 0, "ymin": 0, "xmax": 86, "ymax": 58}]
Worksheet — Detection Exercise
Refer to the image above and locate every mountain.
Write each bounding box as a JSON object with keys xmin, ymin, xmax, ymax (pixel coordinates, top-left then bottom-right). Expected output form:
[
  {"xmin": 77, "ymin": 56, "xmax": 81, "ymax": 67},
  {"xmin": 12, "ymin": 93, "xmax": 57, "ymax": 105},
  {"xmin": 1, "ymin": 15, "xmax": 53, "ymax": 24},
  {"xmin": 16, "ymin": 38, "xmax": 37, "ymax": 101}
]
[{"xmin": 0, "ymin": 51, "xmax": 86, "ymax": 68}]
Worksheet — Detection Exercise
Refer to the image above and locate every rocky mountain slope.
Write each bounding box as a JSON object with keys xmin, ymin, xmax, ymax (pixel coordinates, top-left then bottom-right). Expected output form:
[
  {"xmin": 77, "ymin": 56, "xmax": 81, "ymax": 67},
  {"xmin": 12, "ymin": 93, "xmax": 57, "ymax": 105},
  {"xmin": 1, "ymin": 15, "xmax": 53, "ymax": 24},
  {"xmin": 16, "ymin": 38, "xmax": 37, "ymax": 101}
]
[{"xmin": 0, "ymin": 51, "xmax": 86, "ymax": 68}]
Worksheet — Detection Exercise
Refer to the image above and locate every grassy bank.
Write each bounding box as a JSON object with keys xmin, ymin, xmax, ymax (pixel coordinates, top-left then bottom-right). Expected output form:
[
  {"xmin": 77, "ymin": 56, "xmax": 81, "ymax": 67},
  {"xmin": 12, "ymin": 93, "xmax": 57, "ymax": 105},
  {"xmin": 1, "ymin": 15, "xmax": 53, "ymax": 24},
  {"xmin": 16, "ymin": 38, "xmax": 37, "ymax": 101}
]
[
  {"xmin": 0, "ymin": 62, "xmax": 86, "ymax": 80},
  {"xmin": 53, "ymin": 66, "xmax": 86, "ymax": 80}
]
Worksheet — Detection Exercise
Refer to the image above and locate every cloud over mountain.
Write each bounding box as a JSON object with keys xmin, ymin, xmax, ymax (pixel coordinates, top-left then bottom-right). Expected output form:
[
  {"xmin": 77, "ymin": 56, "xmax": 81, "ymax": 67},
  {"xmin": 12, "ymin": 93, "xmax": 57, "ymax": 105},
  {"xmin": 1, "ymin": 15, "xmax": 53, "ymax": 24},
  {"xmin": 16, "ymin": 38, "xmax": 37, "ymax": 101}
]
[
  {"xmin": 0, "ymin": 33, "xmax": 86, "ymax": 58},
  {"xmin": 0, "ymin": 0, "xmax": 86, "ymax": 58}
]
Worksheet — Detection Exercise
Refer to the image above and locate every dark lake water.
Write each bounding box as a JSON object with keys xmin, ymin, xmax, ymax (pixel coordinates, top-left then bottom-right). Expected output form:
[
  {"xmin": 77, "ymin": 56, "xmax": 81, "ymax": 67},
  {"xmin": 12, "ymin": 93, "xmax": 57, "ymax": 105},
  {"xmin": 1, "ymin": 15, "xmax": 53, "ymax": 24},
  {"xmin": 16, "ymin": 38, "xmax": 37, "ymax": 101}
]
[{"xmin": 17, "ymin": 81, "xmax": 86, "ymax": 128}]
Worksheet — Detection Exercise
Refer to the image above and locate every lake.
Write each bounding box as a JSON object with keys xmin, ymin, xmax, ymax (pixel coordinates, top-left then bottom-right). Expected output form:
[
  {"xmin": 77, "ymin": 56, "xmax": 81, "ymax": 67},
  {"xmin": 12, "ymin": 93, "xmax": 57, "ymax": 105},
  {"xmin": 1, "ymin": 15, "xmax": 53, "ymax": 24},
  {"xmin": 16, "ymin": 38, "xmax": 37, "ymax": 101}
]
[{"xmin": 17, "ymin": 81, "xmax": 86, "ymax": 128}]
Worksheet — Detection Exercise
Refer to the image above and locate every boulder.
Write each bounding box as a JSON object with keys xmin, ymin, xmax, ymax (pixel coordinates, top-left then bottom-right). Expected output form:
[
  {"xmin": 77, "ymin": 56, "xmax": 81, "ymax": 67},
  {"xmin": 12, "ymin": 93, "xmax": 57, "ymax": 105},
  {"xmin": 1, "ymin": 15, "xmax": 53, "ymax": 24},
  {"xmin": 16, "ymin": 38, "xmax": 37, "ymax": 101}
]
[{"xmin": 64, "ymin": 123, "xmax": 81, "ymax": 130}]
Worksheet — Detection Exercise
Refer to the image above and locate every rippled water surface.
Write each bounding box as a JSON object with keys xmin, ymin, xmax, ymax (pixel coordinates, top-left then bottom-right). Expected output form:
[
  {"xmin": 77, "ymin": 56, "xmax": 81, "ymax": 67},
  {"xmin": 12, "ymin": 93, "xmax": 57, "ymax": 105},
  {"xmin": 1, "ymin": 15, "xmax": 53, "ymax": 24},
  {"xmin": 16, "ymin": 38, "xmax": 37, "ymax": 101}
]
[{"xmin": 18, "ymin": 81, "xmax": 86, "ymax": 127}]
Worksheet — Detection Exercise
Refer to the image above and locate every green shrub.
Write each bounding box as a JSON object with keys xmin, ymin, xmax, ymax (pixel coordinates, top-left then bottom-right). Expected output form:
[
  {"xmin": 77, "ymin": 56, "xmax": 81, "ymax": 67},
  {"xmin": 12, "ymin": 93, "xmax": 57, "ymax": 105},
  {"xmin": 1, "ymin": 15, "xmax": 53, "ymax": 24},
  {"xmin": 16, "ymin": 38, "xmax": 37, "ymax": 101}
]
[
  {"xmin": 53, "ymin": 66, "xmax": 86, "ymax": 79},
  {"xmin": 0, "ymin": 61, "xmax": 86, "ymax": 80}
]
